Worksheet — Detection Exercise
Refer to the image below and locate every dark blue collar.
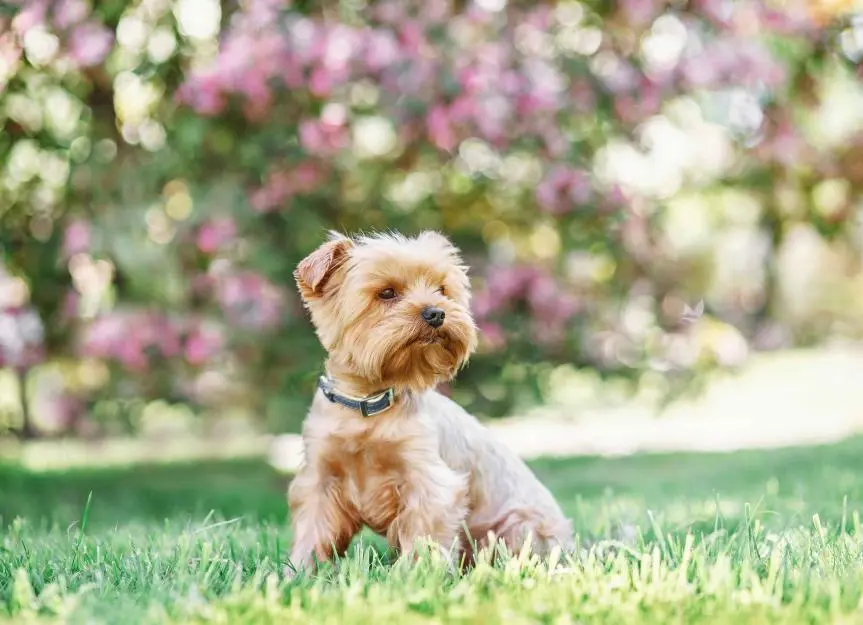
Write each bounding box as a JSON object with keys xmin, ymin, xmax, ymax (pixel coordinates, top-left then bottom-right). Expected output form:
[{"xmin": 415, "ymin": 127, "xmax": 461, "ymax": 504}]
[{"xmin": 317, "ymin": 375, "xmax": 396, "ymax": 418}]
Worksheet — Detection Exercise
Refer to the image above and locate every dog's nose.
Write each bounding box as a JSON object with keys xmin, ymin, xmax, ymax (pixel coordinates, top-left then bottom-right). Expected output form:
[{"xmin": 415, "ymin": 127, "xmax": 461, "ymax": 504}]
[{"xmin": 421, "ymin": 306, "xmax": 446, "ymax": 328}]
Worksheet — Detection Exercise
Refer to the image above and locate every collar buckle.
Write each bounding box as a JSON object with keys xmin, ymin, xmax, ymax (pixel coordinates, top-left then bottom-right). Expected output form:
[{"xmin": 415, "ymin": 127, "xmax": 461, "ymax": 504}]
[{"xmin": 359, "ymin": 387, "xmax": 395, "ymax": 417}]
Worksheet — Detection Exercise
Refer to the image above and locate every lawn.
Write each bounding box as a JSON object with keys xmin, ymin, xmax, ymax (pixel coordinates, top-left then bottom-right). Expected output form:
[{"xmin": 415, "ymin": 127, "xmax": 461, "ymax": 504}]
[{"xmin": 3, "ymin": 438, "xmax": 863, "ymax": 624}]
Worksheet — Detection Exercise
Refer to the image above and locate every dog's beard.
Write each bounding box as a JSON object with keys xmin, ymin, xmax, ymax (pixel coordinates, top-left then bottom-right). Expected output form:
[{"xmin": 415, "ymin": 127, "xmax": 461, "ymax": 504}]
[{"xmin": 347, "ymin": 312, "xmax": 476, "ymax": 391}]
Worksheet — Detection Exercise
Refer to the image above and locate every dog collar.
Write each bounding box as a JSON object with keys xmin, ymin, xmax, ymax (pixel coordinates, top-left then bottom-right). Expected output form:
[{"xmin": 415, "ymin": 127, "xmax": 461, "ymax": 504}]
[{"xmin": 317, "ymin": 375, "xmax": 396, "ymax": 418}]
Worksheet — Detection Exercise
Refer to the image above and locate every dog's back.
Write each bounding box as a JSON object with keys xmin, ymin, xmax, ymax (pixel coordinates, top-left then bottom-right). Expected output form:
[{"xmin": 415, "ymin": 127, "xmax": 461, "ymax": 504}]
[{"xmin": 418, "ymin": 390, "xmax": 575, "ymax": 556}]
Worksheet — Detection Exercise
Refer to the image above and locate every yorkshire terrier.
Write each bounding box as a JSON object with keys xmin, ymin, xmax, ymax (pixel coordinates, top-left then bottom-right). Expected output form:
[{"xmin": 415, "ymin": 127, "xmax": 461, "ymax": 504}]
[{"xmin": 286, "ymin": 230, "xmax": 573, "ymax": 574}]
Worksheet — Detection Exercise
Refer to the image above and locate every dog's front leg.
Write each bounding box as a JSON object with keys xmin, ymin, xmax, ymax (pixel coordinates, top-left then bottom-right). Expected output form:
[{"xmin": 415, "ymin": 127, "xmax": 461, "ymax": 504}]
[
  {"xmin": 286, "ymin": 466, "xmax": 359, "ymax": 577},
  {"xmin": 389, "ymin": 462, "xmax": 469, "ymax": 567}
]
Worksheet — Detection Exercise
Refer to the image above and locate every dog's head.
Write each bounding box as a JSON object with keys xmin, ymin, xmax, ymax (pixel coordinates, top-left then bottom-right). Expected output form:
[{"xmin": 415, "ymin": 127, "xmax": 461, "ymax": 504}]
[{"xmin": 294, "ymin": 231, "xmax": 478, "ymax": 391}]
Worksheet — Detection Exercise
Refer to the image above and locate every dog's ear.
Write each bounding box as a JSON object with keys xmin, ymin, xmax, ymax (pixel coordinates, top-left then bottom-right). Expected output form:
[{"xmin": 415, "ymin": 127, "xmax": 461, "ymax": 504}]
[{"xmin": 294, "ymin": 233, "xmax": 353, "ymax": 300}]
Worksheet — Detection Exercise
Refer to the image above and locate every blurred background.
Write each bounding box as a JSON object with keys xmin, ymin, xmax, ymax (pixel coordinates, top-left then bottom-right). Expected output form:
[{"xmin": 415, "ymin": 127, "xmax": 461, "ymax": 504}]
[{"xmin": 1, "ymin": 0, "xmax": 863, "ymax": 468}]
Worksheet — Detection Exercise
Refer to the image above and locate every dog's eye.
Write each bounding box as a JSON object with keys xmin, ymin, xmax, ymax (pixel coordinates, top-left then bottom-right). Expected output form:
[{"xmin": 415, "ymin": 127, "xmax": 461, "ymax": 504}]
[
  {"xmin": 378, "ymin": 288, "xmax": 397, "ymax": 300},
  {"xmin": 437, "ymin": 286, "xmax": 446, "ymax": 296}
]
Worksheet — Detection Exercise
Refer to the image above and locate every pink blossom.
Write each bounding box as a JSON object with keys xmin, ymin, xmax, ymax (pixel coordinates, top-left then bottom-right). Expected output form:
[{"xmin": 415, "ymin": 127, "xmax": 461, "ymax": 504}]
[
  {"xmin": 474, "ymin": 96, "xmax": 511, "ymax": 143},
  {"xmin": 0, "ymin": 307, "xmax": 45, "ymax": 369},
  {"xmin": 524, "ymin": 5, "xmax": 554, "ymax": 30},
  {"xmin": 191, "ymin": 273, "xmax": 214, "ymax": 296},
  {"xmin": 116, "ymin": 337, "xmax": 148, "ymax": 372},
  {"xmin": 500, "ymin": 70, "xmax": 523, "ymax": 96},
  {"xmin": 458, "ymin": 66, "xmax": 483, "ymax": 93},
  {"xmin": 472, "ymin": 264, "xmax": 580, "ymax": 347},
  {"xmin": 67, "ymin": 21, "xmax": 114, "ymax": 67},
  {"xmin": 281, "ymin": 57, "xmax": 305, "ymax": 89},
  {"xmin": 527, "ymin": 275, "xmax": 580, "ymax": 325},
  {"xmin": 602, "ymin": 59, "xmax": 640, "ymax": 94},
  {"xmin": 526, "ymin": 274, "xmax": 558, "ymax": 312},
  {"xmin": 157, "ymin": 320, "xmax": 183, "ymax": 360},
  {"xmin": 736, "ymin": 41, "xmax": 786, "ymax": 87},
  {"xmin": 484, "ymin": 266, "xmax": 532, "ymax": 304},
  {"xmin": 399, "ymin": 21, "xmax": 427, "ymax": 55},
  {"xmin": 758, "ymin": 4, "xmax": 814, "ymax": 36},
  {"xmin": 251, "ymin": 162, "xmax": 329, "ymax": 212},
  {"xmin": 693, "ymin": 0, "xmax": 735, "ymax": 27},
  {"xmin": 322, "ymin": 25, "xmax": 361, "ymax": 72},
  {"xmin": 420, "ymin": 0, "xmax": 451, "ymax": 23},
  {"xmin": 215, "ymin": 271, "xmax": 285, "ymax": 330},
  {"xmin": 603, "ymin": 184, "xmax": 630, "ymax": 211},
  {"xmin": 757, "ymin": 117, "xmax": 808, "ymax": 166},
  {"xmin": 175, "ymin": 71, "xmax": 226, "ymax": 116},
  {"xmin": 53, "ymin": 0, "xmax": 89, "ymax": 29},
  {"xmin": 373, "ymin": 1, "xmax": 407, "ymax": 24},
  {"xmin": 235, "ymin": 69, "xmax": 272, "ymax": 118},
  {"xmin": 250, "ymin": 171, "xmax": 292, "ymax": 213},
  {"xmin": 448, "ymin": 96, "xmax": 477, "ymax": 124},
  {"xmin": 536, "ymin": 167, "xmax": 593, "ymax": 215},
  {"xmin": 531, "ymin": 318, "xmax": 568, "ymax": 345},
  {"xmin": 462, "ymin": 4, "xmax": 494, "ymax": 26},
  {"xmin": 473, "ymin": 264, "xmax": 544, "ymax": 320},
  {"xmin": 62, "ymin": 219, "xmax": 91, "ymax": 257},
  {"xmin": 299, "ymin": 117, "xmax": 350, "ymax": 157},
  {"xmin": 184, "ymin": 323, "xmax": 224, "ymax": 365},
  {"xmin": 680, "ymin": 38, "xmax": 786, "ymax": 89},
  {"xmin": 427, "ymin": 105, "xmax": 458, "ymax": 152},
  {"xmin": 620, "ymin": 0, "xmax": 659, "ymax": 28},
  {"xmin": 288, "ymin": 19, "xmax": 325, "ymax": 64},
  {"xmin": 679, "ymin": 54, "xmax": 723, "ymax": 89},
  {"xmin": 80, "ymin": 314, "xmax": 127, "ymax": 359},
  {"xmin": 243, "ymin": 100, "xmax": 271, "ymax": 123},
  {"xmin": 516, "ymin": 92, "xmax": 555, "ymax": 117},
  {"xmin": 308, "ymin": 67, "xmax": 335, "ymax": 98},
  {"xmin": 135, "ymin": 314, "xmax": 182, "ymax": 361},
  {"xmin": 40, "ymin": 392, "xmax": 86, "ymax": 433},
  {"xmin": 196, "ymin": 217, "xmax": 237, "ymax": 254},
  {"xmin": 539, "ymin": 126, "xmax": 570, "ymax": 158},
  {"xmin": 613, "ymin": 81, "xmax": 662, "ymax": 124},
  {"xmin": 0, "ymin": 34, "xmax": 22, "ymax": 88},
  {"xmin": 471, "ymin": 292, "xmax": 495, "ymax": 319},
  {"xmin": 292, "ymin": 162, "xmax": 328, "ymax": 193},
  {"xmin": 60, "ymin": 290, "xmax": 80, "ymax": 323},
  {"xmin": 78, "ymin": 311, "xmax": 186, "ymax": 372},
  {"xmin": 242, "ymin": 0, "xmax": 286, "ymax": 27},
  {"xmin": 11, "ymin": 0, "xmax": 48, "ymax": 34},
  {"xmin": 364, "ymin": 30, "xmax": 401, "ymax": 71},
  {"xmin": 478, "ymin": 322, "xmax": 506, "ymax": 351},
  {"xmin": 250, "ymin": 188, "xmax": 275, "ymax": 213}
]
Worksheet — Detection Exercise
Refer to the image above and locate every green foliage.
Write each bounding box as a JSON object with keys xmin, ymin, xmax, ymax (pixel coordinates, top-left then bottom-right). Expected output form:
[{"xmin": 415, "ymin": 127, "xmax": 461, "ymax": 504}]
[{"xmin": 2, "ymin": 0, "xmax": 863, "ymax": 436}]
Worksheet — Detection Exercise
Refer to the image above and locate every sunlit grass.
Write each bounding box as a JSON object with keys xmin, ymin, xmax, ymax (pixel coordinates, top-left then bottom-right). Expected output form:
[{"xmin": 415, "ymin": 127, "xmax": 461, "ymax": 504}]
[{"xmin": 4, "ymin": 438, "xmax": 863, "ymax": 623}]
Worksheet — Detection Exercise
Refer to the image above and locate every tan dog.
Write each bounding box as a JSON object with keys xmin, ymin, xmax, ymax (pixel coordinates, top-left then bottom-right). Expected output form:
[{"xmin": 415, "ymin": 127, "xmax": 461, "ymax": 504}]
[{"xmin": 287, "ymin": 230, "xmax": 573, "ymax": 574}]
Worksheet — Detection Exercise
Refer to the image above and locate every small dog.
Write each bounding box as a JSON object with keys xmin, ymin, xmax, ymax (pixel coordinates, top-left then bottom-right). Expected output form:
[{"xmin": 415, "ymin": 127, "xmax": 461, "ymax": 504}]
[{"xmin": 287, "ymin": 230, "xmax": 573, "ymax": 573}]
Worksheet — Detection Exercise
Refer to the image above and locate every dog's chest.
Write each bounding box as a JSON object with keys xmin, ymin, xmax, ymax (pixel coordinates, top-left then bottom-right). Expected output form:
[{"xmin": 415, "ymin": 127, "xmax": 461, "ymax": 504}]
[{"xmin": 338, "ymin": 441, "xmax": 408, "ymax": 535}]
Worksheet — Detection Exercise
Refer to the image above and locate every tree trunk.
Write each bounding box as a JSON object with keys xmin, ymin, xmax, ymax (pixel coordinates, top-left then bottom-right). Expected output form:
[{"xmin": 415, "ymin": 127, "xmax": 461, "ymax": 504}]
[{"xmin": 16, "ymin": 367, "xmax": 38, "ymax": 440}]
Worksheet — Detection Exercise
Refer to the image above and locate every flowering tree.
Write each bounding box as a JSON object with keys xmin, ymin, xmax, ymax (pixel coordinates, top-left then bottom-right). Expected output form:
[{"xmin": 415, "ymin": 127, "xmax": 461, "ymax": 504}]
[{"xmin": 1, "ymin": 0, "xmax": 861, "ymax": 436}]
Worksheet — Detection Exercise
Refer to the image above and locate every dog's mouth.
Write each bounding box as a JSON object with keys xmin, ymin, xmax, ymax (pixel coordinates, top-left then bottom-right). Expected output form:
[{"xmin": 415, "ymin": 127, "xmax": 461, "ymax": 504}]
[
  {"xmin": 411, "ymin": 327, "xmax": 448, "ymax": 347},
  {"xmin": 378, "ymin": 322, "xmax": 473, "ymax": 388}
]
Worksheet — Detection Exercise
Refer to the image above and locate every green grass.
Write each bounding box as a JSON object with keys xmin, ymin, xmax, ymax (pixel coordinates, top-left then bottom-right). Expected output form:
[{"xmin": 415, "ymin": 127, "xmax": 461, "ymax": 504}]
[{"xmin": 4, "ymin": 438, "xmax": 863, "ymax": 623}]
